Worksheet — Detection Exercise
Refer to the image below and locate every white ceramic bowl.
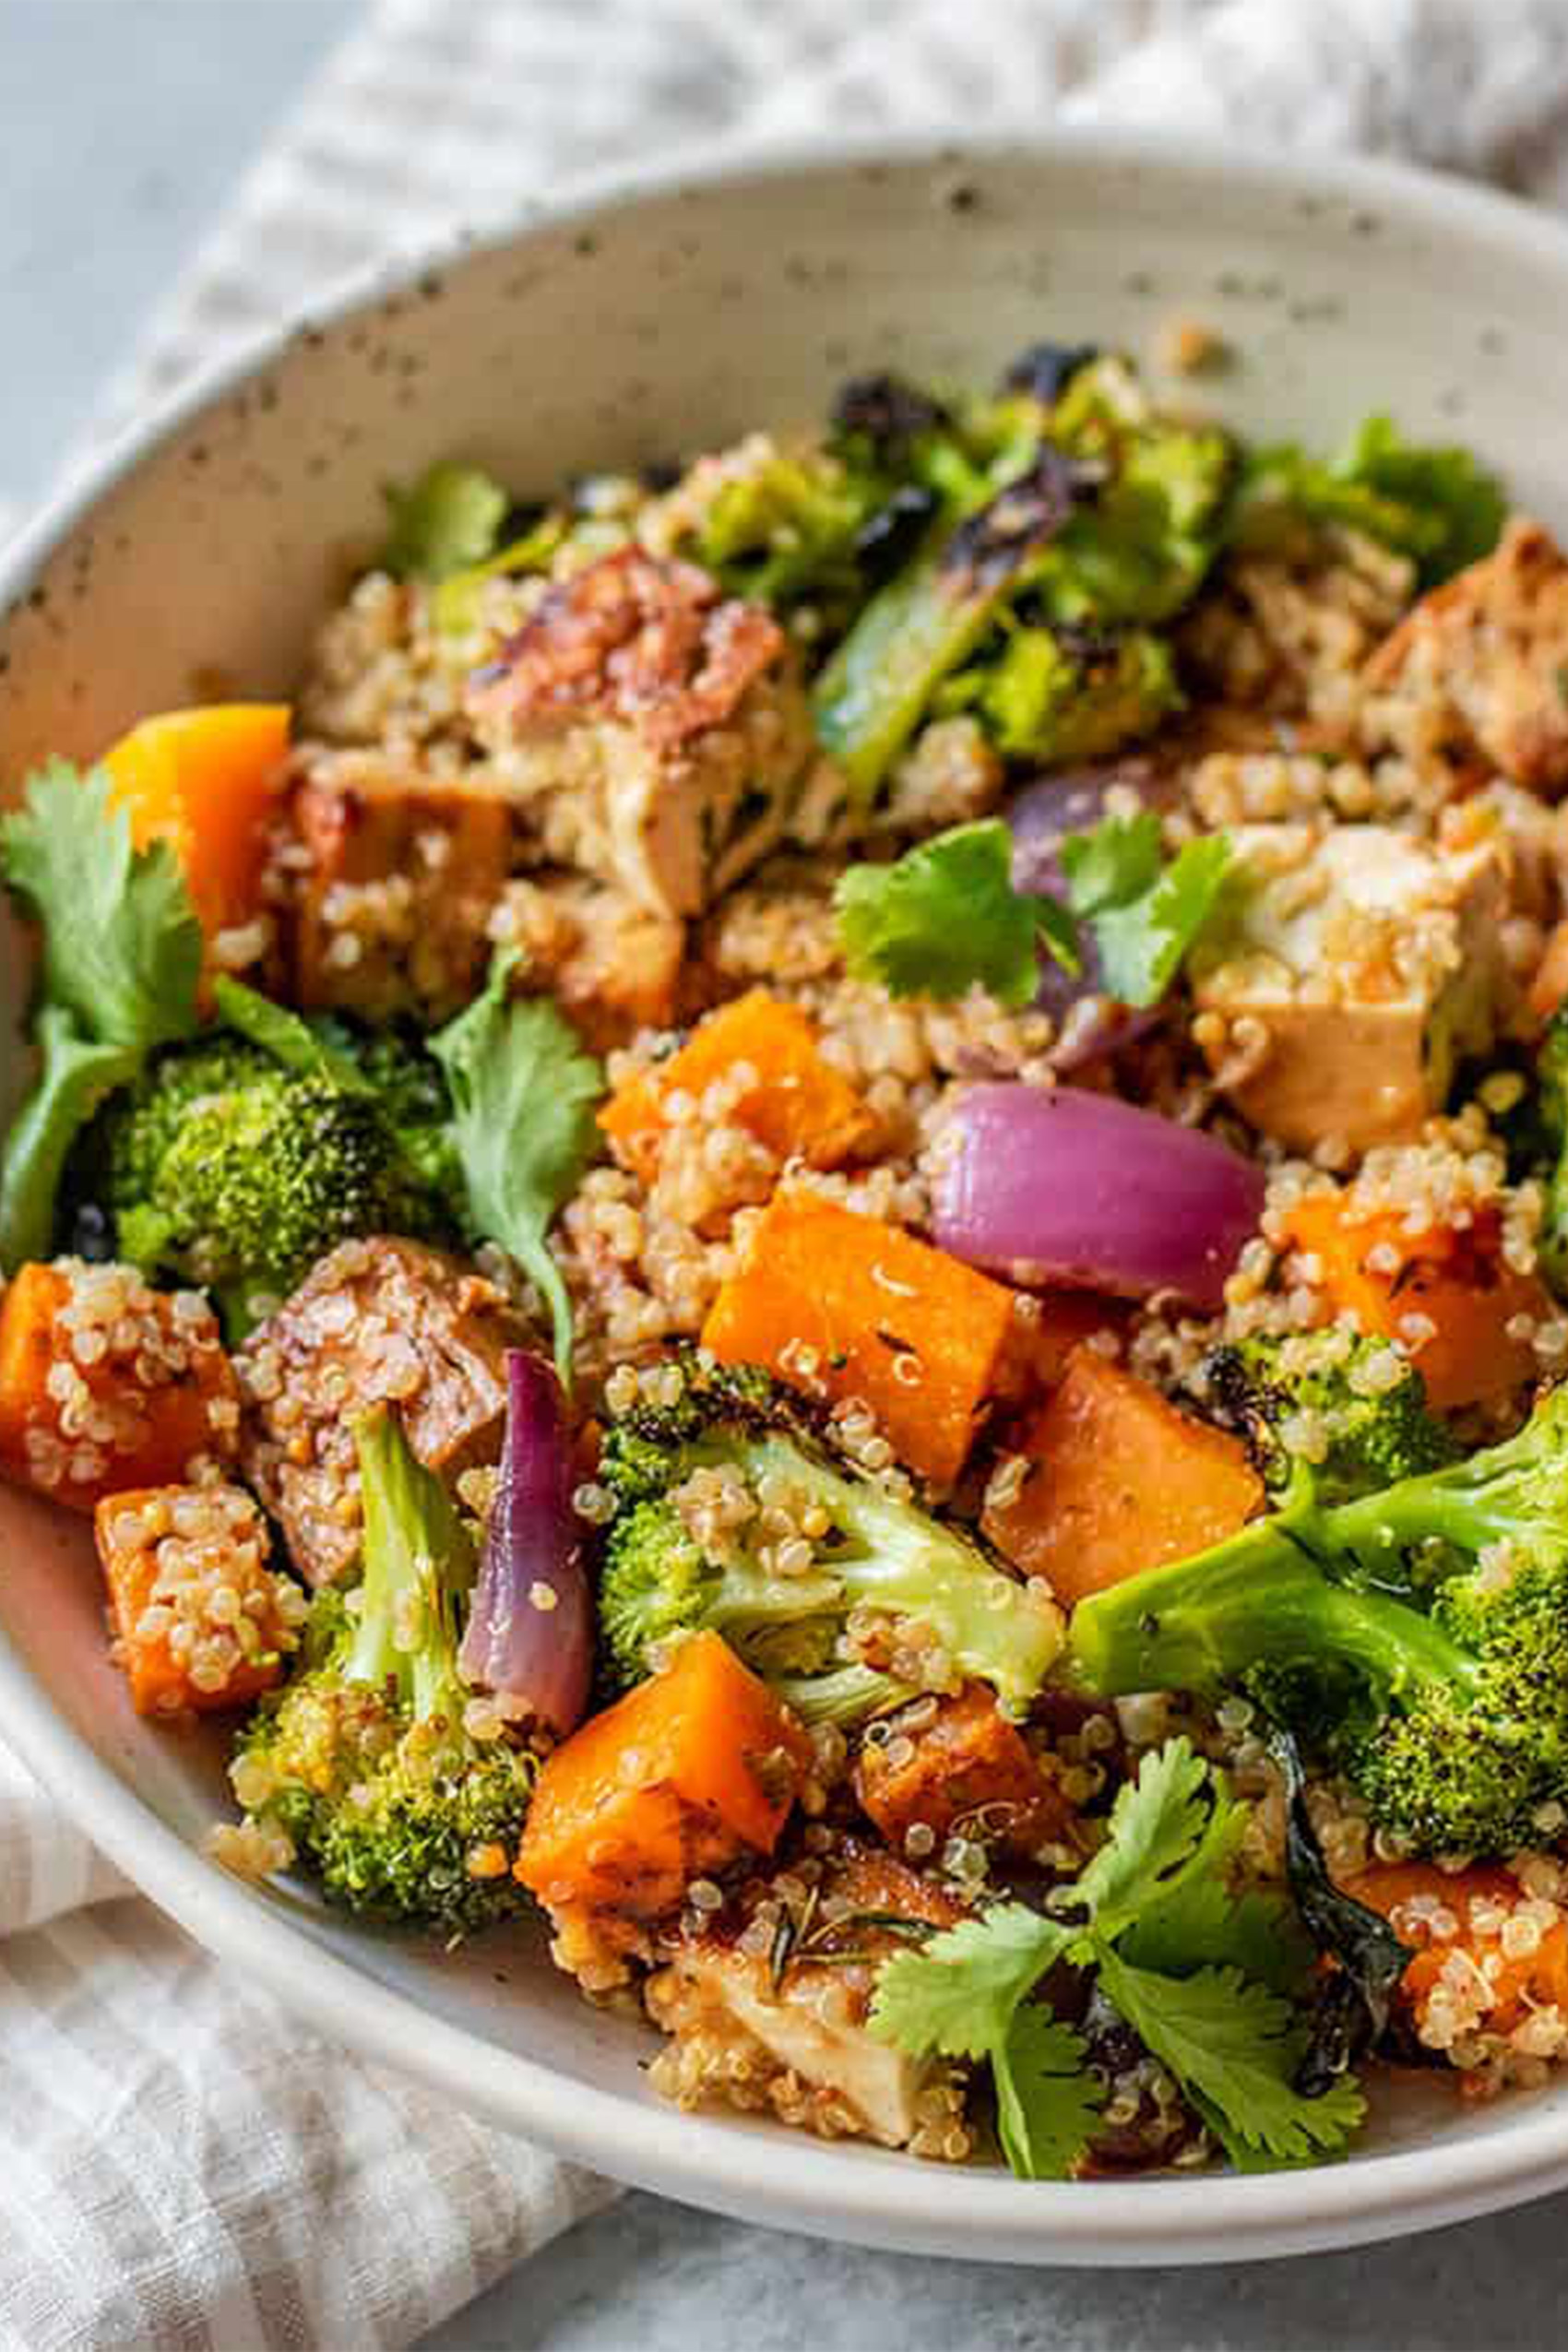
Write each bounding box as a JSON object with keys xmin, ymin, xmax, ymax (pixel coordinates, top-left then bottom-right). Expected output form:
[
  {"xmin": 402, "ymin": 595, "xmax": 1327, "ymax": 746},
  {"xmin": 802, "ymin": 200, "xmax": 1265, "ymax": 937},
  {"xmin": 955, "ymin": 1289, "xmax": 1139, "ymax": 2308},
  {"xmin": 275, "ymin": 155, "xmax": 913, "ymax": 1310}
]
[{"xmin": 6, "ymin": 132, "xmax": 1568, "ymax": 2265}]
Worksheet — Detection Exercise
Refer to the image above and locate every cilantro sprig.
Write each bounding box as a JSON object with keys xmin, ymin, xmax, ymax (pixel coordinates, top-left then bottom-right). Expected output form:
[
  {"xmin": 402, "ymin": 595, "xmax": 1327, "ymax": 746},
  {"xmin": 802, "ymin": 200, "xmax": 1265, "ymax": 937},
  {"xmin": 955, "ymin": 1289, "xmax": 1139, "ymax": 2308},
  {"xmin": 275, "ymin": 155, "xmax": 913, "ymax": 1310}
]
[
  {"xmin": 0, "ymin": 762, "xmax": 202, "ymax": 1269},
  {"xmin": 869, "ymin": 1737, "xmax": 1360, "ymax": 2180},
  {"xmin": 835, "ymin": 812, "xmax": 1229, "ymax": 1016},
  {"xmin": 430, "ymin": 950, "xmax": 603, "ymax": 1384}
]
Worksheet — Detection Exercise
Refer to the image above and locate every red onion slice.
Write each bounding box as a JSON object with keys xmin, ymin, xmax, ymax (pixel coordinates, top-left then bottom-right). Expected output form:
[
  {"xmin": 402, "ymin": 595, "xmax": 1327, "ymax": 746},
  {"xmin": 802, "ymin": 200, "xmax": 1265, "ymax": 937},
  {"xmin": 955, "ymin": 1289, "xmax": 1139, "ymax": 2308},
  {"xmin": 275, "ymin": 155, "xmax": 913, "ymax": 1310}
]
[
  {"xmin": 458, "ymin": 1349, "xmax": 592, "ymax": 1737},
  {"xmin": 932, "ymin": 1083, "xmax": 1265, "ymax": 1313}
]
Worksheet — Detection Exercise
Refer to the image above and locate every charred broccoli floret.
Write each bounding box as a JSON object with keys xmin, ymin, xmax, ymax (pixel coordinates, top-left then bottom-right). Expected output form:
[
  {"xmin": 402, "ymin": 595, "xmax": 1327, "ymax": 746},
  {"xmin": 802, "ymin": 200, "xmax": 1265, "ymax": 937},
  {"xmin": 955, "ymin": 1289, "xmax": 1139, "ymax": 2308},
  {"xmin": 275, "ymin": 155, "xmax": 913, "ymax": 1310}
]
[
  {"xmin": 231, "ymin": 1408, "xmax": 537, "ymax": 1936},
  {"xmin": 1063, "ymin": 1383, "xmax": 1568, "ymax": 1858},
  {"xmin": 596, "ymin": 1354, "xmax": 1062, "ymax": 1726},
  {"xmin": 811, "ymin": 350, "xmax": 1231, "ymax": 803},
  {"xmin": 1204, "ymin": 1331, "xmax": 1458, "ymax": 1506}
]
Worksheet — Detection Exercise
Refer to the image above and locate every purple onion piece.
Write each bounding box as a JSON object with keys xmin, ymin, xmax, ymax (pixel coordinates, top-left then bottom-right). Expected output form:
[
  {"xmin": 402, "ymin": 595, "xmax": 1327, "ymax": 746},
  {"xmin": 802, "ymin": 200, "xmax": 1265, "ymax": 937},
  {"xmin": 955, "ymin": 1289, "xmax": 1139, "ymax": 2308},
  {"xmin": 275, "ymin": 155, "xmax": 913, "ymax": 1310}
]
[
  {"xmin": 458, "ymin": 1349, "xmax": 592, "ymax": 1737},
  {"xmin": 1006, "ymin": 761, "xmax": 1168, "ymax": 1068},
  {"xmin": 932, "ymin": 1082, "xmax": 1265, "ymax": 1314}
]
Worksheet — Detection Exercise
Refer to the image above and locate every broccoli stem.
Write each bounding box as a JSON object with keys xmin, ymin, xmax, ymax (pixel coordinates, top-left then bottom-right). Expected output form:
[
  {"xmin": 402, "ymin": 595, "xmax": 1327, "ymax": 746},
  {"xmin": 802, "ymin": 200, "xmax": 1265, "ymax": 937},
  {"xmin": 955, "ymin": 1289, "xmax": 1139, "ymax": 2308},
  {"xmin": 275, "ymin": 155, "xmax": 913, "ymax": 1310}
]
[
  {"xmin": 1063, "ymin": 1511, "xmax": 1479, "ymax": 1705},
  {"xmin": 0, "ymin": 1005, "xmax": 137, "ymax": 1270},
  {"xmin": 348, "ymin": 1408, "xmax": 475, "ymax": 1725},
  {"xmin": 774, "ymin": 1663, "xmax": 916, "ymax": 1728},
  {"xmin": 1323, "ymin": 1437, "xmax": 1555, "ymax": 1584},
  {"xmin": 812, "ymin": 548, "xmax": 1003, "ymax": 803},
  {"xmin": 690, "ymin": 1431, "xmax": 1062, "ymax": 1713}
]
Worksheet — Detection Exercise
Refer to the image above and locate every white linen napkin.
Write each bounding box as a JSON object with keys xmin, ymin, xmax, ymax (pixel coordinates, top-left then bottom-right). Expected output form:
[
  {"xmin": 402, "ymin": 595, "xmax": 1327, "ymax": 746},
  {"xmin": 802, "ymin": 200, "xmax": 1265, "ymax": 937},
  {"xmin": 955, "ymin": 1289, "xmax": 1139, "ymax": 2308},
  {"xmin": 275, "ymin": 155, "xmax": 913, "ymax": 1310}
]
[{"xmin": 6, "ymin": 2, "xmax": 1568, "ymax": 2345}]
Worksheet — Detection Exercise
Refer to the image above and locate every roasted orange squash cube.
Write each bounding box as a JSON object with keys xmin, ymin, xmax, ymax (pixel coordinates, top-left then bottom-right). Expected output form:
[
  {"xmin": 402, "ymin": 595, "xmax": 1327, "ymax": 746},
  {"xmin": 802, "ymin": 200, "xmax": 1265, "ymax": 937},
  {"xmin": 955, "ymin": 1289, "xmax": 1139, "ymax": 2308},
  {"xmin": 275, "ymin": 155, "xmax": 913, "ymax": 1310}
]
[
  {"xmin": 103, "ymin": 703, "xmax": 290, "ymax": 943},
  {"xmin": 983, "ymin": 1348, "xmax": 1263, "ymax": 1608},
  {"xmin": 701, "ymin": 1191, "xmax": 1014, "ymax": 1488},
  {"xmin": 1280, "ymin": 1195, "xmax": 1546, "ymax": 1412},
  {"xmin": 853, "ymin": 1684, "xmax": 1070, "ymax": 1858},
  {"xmin": 516, "ymin": 1632, "xmax": 810, "ymax": 1944},
  {"xmin": 600, "ymin": 991, "xmax": 875, "ymax": 1186},
  {"xmin": 97, "ymin": 1483, "xmax": 307, "ymax": 1716},
  {"xmin": 0, "ymin": 1261, "xmax": 240, "ymax": 1512}
]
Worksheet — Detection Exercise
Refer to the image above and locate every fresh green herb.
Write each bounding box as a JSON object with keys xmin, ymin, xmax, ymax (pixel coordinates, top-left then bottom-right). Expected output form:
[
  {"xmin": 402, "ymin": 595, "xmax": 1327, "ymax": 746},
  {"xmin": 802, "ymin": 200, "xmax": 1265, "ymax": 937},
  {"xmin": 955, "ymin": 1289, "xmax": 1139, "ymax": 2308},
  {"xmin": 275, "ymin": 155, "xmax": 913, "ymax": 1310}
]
[
  {"xmin": 1063, "ymin": 816, "xmax": 1234, "ymax": 1010},
  {"xmin": 382, "ymin": 461, "xmax": 511, "ymax": 584},
  {"xmin": 430, "ymin": 951, "xmax": 603, "ymax": 1383},
  {"xmin": 834, "ymin": 820, "xmax": 1078, "ymax": 1009},
  {"xmin": 432, "ymin": 510, "xmax": 569, "ymax": 634},
  {"xmin": 212, "ymin": 975, "xmax": 373, "ymax": 1095},
  {"xmin": 1229, "ymin": 415, "xmax": 1504, "ymax": 588},
  {"xmin": 0, "ymin": 762, "xmax": 201, "ymax": 1268},
  {"xmin": 834, "ymin": 811, "xmax": 1229, "ymax": 1016},
  {"xmin": 869, "ymin": 1737, "xmax": 1362, "ymax": 2180}
]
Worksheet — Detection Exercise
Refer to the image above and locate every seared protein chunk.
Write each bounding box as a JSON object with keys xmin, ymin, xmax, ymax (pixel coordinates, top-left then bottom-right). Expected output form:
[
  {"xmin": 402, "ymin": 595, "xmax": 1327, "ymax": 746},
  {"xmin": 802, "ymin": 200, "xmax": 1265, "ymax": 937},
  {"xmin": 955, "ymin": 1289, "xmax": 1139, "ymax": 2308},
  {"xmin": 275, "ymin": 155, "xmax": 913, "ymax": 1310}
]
[
  {"xmin": 1188, "ymin": 820, "xmax": 1507, "ymax": 1153},
  {"xmin": 282, "ymin": 748, "xmax": 511, "ymax": 1018},
  {"xmin": 1363, "ymin": 517, "xmax": 1568, "ymax": 793},
  {"xmin": 468, "ymin": 547, "xmax": 815, "ymax": 918},
  {"xmin": 487, "ymin": 871, "xmax": 685, "ymax": 1048},
  {"xmin": 235, "ymin": 1236, "xmax": 529, "ymax": 1586},
  {"xmin": 645, "ymin": 1846, "xmax": 972, "ymax": 2153}
]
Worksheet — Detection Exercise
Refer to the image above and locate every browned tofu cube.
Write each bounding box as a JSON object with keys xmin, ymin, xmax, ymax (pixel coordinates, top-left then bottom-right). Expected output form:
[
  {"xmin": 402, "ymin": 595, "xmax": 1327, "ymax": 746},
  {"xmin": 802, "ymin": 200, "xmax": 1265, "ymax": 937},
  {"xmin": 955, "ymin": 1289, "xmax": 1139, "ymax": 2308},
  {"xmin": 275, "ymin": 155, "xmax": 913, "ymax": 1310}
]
[
  {"xmin": 489, "ymin": 872, "xmax": 684, "ymax": 1049},
  {"xmin": 235, "ymin": 1236, "xmax": 529, "ymax": 1586},
  {"xmin": 284, "ymin": 749, "xmax": 510, "ymax": 1018},
  {"xmin": 467, "ymin": 547, "xmax": 814, "ymax": 919},
  {"xmin": 1364, "ymin": 517, "xmax": 1568, "ymax": 793}
]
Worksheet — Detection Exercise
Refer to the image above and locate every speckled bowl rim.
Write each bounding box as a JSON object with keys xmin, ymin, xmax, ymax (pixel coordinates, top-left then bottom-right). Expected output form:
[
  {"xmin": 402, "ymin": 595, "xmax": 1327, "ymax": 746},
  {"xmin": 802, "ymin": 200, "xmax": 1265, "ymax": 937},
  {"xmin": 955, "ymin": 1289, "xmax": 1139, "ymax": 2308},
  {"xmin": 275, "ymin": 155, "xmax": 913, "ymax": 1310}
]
[{"xmin": 8, "ymin": 127, "xmax": 1568, "ymax": 2264}]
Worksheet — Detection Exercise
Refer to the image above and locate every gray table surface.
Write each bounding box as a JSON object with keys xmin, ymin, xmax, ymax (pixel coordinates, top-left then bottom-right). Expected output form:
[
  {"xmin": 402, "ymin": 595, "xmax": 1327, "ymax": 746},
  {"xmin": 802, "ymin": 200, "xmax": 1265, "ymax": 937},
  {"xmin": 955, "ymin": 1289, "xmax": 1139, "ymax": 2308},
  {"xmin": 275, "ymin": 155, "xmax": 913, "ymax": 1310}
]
[{"xmin": 5, "ymin": 4, "xmax": 1568, "ymax": 2345}]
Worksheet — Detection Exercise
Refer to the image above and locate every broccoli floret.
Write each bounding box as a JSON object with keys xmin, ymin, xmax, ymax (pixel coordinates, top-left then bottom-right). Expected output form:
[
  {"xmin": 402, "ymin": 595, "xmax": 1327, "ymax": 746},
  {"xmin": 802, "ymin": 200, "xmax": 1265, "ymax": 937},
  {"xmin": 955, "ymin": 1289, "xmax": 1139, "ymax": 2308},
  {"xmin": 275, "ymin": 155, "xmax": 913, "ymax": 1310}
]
[
  {"xmin": 596, "ymin": 1354, "xmax": 1063, "ymax": 1725},
  {"xmin": 306, "ymin": 1013, "xmax": 467, "ymax": 1218},
  {"xmin": 232, "ymin": 1408, "xmax": 537, "ymax": 1936},
  {"xmin": 1063, "ymin": 1384, "xmax": 1568, "ymax": 1859},
  {"xmin": 1205, "ymin": 1332, "xmax": 1458, "ymax": 1506},
  {"xmin": 939, "ymin": 624, "xmax": 1181, "ymax": 765},
  {"xmin": 87, "ymin": 1019, "xmax": 455, "ymax": 1336}
]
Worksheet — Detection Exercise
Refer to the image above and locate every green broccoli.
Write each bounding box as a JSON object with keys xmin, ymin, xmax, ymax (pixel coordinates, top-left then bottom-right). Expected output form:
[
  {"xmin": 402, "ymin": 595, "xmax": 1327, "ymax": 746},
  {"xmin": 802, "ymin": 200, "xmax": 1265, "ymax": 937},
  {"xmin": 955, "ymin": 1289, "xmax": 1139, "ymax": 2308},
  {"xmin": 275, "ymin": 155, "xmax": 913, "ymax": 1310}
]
[
  {"xmin": 1062, "ymin": 1383, "xmax": 1568, "ymax": 1859},
  {"xmin": 1226, "ymin": 414, "xmax": 1505, "ymax": 587},
  {"xmin": 938, "ymin": 624, "xmax": 1181, "ymax": 765},
  {"xmin": 1204, "ymin": 1331, "xmax": 1458, "ymax": 1506},
  {"xmin": 231, "ymin": 1408, "xmax": 537, "ymax": 1936},
  {"xmin": 811, "ymin": 350, "xmax": 1231, "ymax": 803},
  {"xmin": 596, "ymin": 1355, "xmax": 1063, "ymax": 1726},
  {"xmin": 82, "ymin": 998, "xmax": 457, "ymax": 1336},
  {"xmin": 1532, "ymin": 1007, "xmax": 1568, "ymax": 1296}
]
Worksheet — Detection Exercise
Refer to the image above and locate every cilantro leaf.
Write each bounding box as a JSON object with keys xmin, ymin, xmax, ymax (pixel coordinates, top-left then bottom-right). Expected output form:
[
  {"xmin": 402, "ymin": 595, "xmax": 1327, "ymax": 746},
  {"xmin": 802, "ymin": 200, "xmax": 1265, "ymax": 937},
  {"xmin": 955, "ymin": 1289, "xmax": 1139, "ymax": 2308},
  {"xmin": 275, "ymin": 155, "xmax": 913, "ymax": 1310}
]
[
  {"xmin": 1071, "ymin": 1736, "xmax": 1214, "ymax": 1940},
  {"xmin": 835, "ymin": 820, "xmax": 1079, "ymax": 1008},
  {"xmin": 430, "ymin": 952, "xmax": 603, "ymax": 1383},
  {"xmin": 1059, "ymin": 810, "xmax": 1163, "ymax": 917},
  {"xmin": 1061, "ymin": 813, "xmax": 1232, "ymax": 1012},
  {"xmin": 1096, "ymin": 1951, "xmax": 1364, "ymax": 2166},
  {"xmin": 382, "ymin": 461, "xmax": 510, "ymax": 584},
  {"xmin": 1117, "ymin": 1779, "xmax": 1313, "ymax": 1998},
  {"xmin": 868, "ymin": 1904, "xmax": 1074, "ymax": 2060},
  {"xmin": 1, "ymin": 761, "xmax": 200, "ymax": 1055},
  {"xmin": 0, "ymin": 762, "xmax": 201, "ymax": 1270},
  {"xmin": 992, "ymin": 2005, "xmax": 1101, "ymax": 2180}
]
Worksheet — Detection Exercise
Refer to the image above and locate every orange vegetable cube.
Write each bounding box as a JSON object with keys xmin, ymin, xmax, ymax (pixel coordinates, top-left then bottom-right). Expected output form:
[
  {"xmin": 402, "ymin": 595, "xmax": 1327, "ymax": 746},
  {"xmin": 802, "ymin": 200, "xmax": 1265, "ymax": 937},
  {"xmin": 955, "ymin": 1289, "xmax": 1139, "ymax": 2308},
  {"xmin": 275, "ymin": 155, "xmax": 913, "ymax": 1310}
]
[
  {"xmin": 0, "ymin": 1261, "xmax": 240, "ymax": 1512},
  {"xmin": 600, "ymin": 992, "xmax": 875, "ymax": 1186},
  {"xmin": 103, "ymin": 704, "xmax": 290, "ymax": 942},
  {"xmin": 701, "ymin": 1191, "xmax": 1014, "ymax": 1488},
  {"xmin": 1280, "ymin": 1195, "xmax": 1547, "ymax": 1412},
  {"xmin": 516, "ymin": 1632, "xmax": 811, "ymax": 1949},
  {"xmin": 96, "ymin": 1483, "xmax": 307, "ymax": 1716},
  {"xmin": 853, "ymin": 1683, "xmax": 1070, "ymax": 1858},
  {"xmin": 1347, "ymin": 1863, "xmax": 1568, "ymax": 2062},
  {"xmin": 984, "ymin": 1348, "xmax": 1263, "ymax": 1608}
]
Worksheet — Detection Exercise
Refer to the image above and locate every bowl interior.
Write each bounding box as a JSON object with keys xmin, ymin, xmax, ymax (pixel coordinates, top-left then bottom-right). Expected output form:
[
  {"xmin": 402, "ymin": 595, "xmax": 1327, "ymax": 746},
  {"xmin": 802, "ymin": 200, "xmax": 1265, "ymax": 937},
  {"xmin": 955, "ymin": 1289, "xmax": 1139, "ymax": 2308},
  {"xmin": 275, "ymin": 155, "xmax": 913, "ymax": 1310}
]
[{"xmin": 6, "ymin": 136, "xmax": 1568, "ymax": 2262}]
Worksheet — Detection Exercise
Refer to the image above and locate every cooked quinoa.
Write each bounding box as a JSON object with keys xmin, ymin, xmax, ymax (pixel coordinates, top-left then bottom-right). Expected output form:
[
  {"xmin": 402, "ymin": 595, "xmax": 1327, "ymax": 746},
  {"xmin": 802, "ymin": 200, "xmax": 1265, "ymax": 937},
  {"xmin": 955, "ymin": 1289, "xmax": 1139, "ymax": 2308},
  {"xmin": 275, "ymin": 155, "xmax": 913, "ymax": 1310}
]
[{"xmin": 11, "ymin": 341, "xmax": 1568, "ymax": 2181}]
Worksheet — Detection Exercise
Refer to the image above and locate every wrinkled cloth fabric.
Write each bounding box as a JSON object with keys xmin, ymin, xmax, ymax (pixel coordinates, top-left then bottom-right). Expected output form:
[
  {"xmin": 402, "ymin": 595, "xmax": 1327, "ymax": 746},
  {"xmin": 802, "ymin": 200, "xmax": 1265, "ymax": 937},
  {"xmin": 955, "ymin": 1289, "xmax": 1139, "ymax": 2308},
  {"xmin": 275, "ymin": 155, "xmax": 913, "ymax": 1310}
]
[{"xmin": 6, "ymin": 0, "xmax": 1568, "ymax": 2345}]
